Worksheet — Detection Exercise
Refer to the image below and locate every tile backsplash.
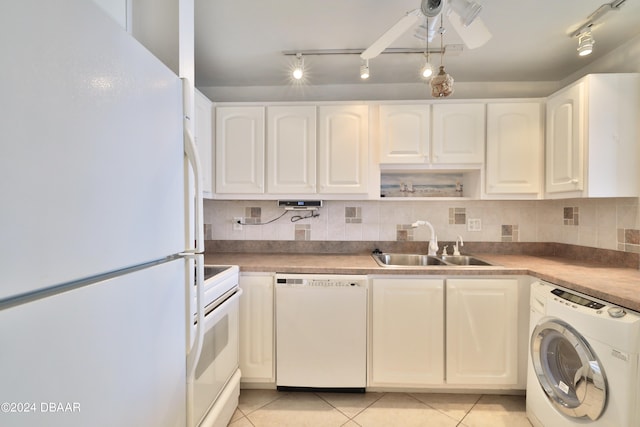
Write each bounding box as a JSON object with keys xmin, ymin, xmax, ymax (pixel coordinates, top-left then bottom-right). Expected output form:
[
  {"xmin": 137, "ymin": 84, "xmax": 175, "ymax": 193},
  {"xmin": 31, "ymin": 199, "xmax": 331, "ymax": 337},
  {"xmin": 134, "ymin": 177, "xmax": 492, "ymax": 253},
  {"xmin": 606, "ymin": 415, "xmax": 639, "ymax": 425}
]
[{"xmin": 204, "ymin": 198, "xmax": 640, "ymax": 253}]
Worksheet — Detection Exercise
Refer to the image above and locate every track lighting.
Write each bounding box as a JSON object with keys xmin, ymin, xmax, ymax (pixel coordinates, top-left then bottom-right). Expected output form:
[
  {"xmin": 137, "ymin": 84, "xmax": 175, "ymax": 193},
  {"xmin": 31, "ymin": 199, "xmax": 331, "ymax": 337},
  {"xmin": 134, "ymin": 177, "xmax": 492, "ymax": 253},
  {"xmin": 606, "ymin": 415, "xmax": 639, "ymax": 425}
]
[
  {"xmin": 569, "ymin": 0, "xmax": 628, "ymax": 57},
  {"xmin": 421, "ymin": 17, "xmax": 433, "ymax": 80},
  {"xmin": 360, "ymin": 59, "xmax": 370, "ymax": 79},
  {"xmin": 292, "ymin": 53, "xmax": 304, "ymax": 80},
  {"xmin": 577, "ymin": 30, "xmax": 595, "ymax": 56}
]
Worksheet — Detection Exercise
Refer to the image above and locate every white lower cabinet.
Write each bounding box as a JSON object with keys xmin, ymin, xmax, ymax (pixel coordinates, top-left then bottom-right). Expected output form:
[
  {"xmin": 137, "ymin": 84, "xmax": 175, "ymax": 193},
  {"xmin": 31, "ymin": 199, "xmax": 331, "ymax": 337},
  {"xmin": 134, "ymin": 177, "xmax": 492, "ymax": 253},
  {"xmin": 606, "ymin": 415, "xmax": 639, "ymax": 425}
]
[
  {"xmin": 370, "ymin": 277, "xmax": 445, "ymax": 386},
  {"xmin": 238, "ymin": 273, "xmax": 274, "ymax": 384},
  {"xmin": 370, "ymin": 276, "xmax": 526, "ymax": 390},
  {"xmin": 446, "ymin": 278, "xmax": 519, "ymax": 385}
]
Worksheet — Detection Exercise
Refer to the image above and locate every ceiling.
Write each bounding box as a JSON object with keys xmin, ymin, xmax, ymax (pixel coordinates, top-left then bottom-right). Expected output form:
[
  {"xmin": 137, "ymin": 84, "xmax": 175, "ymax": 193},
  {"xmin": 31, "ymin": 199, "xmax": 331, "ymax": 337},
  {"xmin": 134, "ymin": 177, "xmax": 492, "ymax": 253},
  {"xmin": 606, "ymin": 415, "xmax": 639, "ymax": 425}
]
[{"xmin": 194, "ymin": 0, "xmax": 640, "ymax": 89}]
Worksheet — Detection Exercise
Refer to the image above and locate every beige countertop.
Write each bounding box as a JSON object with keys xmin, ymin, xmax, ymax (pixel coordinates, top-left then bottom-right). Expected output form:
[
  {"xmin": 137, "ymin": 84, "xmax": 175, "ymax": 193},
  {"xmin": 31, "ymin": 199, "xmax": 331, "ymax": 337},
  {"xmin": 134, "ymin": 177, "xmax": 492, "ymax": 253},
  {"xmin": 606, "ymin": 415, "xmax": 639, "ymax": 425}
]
[{"xmin": 204, "ymin": 252, "xmax": 640, "ymax": 312}]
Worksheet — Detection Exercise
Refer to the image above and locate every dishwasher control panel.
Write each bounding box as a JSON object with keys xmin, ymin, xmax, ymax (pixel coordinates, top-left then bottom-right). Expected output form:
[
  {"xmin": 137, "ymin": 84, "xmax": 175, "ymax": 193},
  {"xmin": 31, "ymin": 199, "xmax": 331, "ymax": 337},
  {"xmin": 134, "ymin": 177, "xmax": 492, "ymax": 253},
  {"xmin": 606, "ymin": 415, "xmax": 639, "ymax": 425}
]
[{"xmin": 275, "ymin": 274, "xmax": 368, "ymax": 288}]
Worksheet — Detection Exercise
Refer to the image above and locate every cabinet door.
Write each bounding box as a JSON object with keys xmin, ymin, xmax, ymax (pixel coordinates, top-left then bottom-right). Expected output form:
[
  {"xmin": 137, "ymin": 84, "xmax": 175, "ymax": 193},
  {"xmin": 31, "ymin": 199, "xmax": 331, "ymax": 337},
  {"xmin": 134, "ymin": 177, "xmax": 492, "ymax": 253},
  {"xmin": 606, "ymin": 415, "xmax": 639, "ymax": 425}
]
[
  {"xmin": 446, "ymin": 278, "xmax": 518, "ymax": 385},
  {"xmin": 379, "ymin": 105, "xmax": 430, "ymax": 163},
  {"xmin": 370, "ymin": 278, "xmax": 444, "ymax": 386},
  {"xmin": 215, "ymin": 106, "xmax": 265, "ymax": 193},
  {"xmin": 486, "ymin": 103, "xmax": 542, "ymax": 195},
  {"xmin": 238, "ymin": 273, "xmax": 274, "ymax": 382},
  {"xmin": 195, "ymin": 90, "xmax": 213, "ymax": 196},
  {"xmin": 318, "ymin": 105, "xmax": 369, "ymax": 194},
  {"xmin": 545, "ymin": 81, "xmax": 584, "ymax": 193},
  {"xmin": 432, "ymin": 104, "xmax": 485, "ymax": 163},
  {"xmin": 266, "ymin": 106, "xmax": 316, "ymax": 194}
]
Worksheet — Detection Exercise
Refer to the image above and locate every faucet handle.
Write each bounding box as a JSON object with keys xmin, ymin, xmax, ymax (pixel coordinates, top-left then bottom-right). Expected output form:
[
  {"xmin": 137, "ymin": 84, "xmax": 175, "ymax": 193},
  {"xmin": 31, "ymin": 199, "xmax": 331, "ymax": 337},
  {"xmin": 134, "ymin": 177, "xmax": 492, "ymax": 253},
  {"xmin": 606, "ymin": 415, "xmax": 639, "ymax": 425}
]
[{"xmin": 441, "ymin": 245, "xmax": 449, "ymax": 256}]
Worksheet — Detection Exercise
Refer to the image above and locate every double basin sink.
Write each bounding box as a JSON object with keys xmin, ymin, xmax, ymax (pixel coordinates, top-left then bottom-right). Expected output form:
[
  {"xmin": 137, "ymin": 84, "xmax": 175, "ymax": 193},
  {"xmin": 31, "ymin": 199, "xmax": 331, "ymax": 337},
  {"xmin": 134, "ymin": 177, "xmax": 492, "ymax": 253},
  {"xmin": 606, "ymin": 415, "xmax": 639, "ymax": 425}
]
[{"xmin": 372, "ymin": 253, "xmax": 493, "ymax": 267}]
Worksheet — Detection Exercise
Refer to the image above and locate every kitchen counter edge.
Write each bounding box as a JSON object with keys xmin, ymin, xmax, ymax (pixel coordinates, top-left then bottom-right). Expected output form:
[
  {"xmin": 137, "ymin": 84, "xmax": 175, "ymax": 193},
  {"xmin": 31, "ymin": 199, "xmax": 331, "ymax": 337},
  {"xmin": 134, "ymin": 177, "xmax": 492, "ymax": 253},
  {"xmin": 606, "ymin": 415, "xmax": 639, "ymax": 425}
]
[{"xmin": 204, "ymin": 252, "xmax": 640, "ymax": 312}]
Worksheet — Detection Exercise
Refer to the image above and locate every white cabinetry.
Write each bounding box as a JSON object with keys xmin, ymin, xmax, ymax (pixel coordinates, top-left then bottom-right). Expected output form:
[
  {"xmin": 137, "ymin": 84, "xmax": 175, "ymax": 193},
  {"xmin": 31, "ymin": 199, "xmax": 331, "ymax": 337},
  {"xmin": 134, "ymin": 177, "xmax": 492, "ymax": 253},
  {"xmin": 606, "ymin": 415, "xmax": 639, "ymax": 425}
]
[
  {"xmin": 238, "ymin": 273, "xmax": 274, "ymax": 384},
  {"xmin": 378, "ymin": 103, "xmax": 484, "ymax": 165},
  {"xmin": 485, "ymin": 102, "xmax": 542, "ymax": 197},
  {"xmin": 446, "ymin": 278, "xmax": 519, "ymax": 386},
  {"xmin": 432, "ymin": 103, "xmax": 485, "ymax": 164},
  {"xmin": 214, "ymin": 104, "xmax": 369, "ymax": 197},
  {"xmin": 215, "ymin": 107, "xmax": 265, "ymax": 194},
  {"xmin": 195, "ymin": 90, "xmax": 213, "ymax": 197},
  {"xmin": 266, "ymin": 106, "xmax": 316, "ymax": 194},
  {"xmin": 370, "ymin": 277, "xmax": 444, "ymax": 386},
  {"xmin": 545, "ymin": 73, "xmax": 639, "ymax": 197},
  {"xmin": 318, "ymin": 105, "xmax": 369, "ymax": 194},
  {"xmin": 378, "ymin": 105, "xmax": 430, "ymax": 163}
]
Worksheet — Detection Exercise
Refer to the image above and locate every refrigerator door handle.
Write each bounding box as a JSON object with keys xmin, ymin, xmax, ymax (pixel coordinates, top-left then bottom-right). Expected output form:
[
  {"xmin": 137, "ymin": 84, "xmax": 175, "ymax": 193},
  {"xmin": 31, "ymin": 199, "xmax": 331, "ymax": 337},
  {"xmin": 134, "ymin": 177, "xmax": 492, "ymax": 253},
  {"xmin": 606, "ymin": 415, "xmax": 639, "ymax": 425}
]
[
  {"xmin": 183, "ymin": 125, "xmax": 204, "ymax": 254},
  {"xmin": 185, "ymin": 253, "xmax": 205, "ymax": 380}
]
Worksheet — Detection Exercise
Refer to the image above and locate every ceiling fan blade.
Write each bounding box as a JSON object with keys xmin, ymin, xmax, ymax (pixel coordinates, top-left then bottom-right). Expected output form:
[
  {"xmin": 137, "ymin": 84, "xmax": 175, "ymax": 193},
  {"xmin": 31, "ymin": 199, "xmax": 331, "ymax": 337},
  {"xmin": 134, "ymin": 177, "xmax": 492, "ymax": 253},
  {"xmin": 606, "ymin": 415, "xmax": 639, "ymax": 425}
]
[
  {"xmin": 447, "ymin": 11, "xmax": 492, "ymax": 49},
  {"xmin": 360, "ymin": 10, "xmax": 422, "ymax": 60}
]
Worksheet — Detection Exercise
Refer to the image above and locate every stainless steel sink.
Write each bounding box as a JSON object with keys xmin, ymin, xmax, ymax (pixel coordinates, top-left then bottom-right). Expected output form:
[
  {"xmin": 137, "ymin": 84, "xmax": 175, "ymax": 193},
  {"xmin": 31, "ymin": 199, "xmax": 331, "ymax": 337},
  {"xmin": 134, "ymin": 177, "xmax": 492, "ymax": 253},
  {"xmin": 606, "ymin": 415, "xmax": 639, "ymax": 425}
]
[
  {"xmin": 437, "ymin": 255, "xmax": 493, "ymax": 266},
  {"xmin": 372, "ymin": 253, "xmax": 493, "ymax": 267},
  {"xmin": 372, "ymin": 253, "xmax": 447, "ymax": 267}
]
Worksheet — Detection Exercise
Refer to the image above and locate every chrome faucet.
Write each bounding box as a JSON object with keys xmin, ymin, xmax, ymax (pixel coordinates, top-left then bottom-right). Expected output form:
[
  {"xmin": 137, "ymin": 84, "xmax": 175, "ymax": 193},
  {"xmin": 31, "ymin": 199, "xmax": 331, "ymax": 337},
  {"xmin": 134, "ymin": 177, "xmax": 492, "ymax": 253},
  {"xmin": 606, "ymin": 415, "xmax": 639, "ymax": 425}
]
[
  {"xmin": 453, "ymin": 235, "xmax": 464, "ymax": 256},
  {"xmin": 411, "ymin": 220, "xmax": 438, "ymax": 256}
]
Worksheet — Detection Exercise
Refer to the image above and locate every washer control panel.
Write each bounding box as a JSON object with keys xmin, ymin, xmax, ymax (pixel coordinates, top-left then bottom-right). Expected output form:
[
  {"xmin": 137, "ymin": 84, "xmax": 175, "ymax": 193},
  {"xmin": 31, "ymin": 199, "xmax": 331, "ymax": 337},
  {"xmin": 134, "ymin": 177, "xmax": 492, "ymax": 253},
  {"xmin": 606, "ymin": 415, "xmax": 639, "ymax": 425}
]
[{"xmin": 551, "ymin": 288, "xmax": 605, "ymax": 310}]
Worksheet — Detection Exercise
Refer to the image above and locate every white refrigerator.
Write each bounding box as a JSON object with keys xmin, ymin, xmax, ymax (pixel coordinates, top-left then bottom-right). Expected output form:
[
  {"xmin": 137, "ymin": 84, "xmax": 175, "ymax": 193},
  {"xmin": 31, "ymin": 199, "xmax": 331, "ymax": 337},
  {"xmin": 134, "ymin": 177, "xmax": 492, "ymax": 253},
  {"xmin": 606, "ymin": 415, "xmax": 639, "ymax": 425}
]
[{"xmin": 0, "ymin": 1, "xmax": 201, "ymax": 426}]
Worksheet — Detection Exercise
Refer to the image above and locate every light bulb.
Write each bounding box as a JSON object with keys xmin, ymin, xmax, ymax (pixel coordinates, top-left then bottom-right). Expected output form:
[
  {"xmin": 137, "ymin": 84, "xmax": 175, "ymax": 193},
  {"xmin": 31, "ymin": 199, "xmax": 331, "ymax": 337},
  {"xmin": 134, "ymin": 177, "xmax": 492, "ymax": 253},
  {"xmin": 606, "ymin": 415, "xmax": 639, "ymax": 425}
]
[
  {"xmin": 360, "ymin": 60, "xmax": 370, "ymax": 80},
  {"xmin": 292, "ymin": 54, "xmax": 304, "ymax": 80},
  {"xmin": 577, "ymin": 31, "xmax": 594, "ymax": 56},
  {"xmin": 421, "ymin": 61, "xmax": 433, "ymax": 78}
]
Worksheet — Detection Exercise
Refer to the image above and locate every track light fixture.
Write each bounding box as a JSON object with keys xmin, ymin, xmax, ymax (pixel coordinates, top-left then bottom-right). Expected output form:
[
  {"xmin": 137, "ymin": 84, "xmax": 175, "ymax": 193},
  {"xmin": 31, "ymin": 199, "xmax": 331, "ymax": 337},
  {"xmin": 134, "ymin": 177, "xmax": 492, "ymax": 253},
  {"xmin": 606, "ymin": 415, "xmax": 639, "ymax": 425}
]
[
  {"xmin": 421, "ymin": 17, "xmax": 434, "ymax": 79},
  {"xmin": 569, "ymin": 0, "xmax": 628, "ymax": 57},
  {"xmin": 292, "ymin": 53, "xmax": 304, "ymax": 80},
  {"xmin": 577, "ymin": 30, "xmax": 595, "ymax": 56},
  {"xmin": 360, "ymin": 59, "xmax": 370, "ymax": 79}
]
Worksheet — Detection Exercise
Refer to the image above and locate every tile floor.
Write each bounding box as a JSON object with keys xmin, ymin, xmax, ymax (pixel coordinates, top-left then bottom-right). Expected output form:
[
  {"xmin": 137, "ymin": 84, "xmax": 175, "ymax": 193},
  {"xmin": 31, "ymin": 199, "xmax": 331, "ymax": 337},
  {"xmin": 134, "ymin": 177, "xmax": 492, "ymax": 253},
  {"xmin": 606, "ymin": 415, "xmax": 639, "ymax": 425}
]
[{"xmin": 228, "ymin": 389, "xmax": 533, "ymax": 427}]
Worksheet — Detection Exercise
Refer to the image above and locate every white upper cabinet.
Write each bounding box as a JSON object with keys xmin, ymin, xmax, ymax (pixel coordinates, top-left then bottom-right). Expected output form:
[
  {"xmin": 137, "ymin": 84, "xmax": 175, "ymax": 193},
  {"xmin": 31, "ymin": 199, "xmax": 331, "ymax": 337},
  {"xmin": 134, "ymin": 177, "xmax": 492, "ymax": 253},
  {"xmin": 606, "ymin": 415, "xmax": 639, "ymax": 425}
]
[
  {"xmin": 266, "ymin": 106, "xmax": 317, "ymax": 194},
  {"xmin": 318, "ymin": 105, "xmax": 369, "ymax": 194},
  {"xmin": 545, "ymin": 81, "xmax": 584, "ymax": 194},
  {"xmin": 194, "ymin": 90, "xmax": 214, "ymax": 197},
  {"xmin": 378, "ymin": 105, "xmax": 430, "ymax": 163},
  {"xmin": 432, "ymin": 103, "xmax": 485, "ymax": 164},
  {"xmin": 545, "ymin": 74, "xmax": 639, "ymax": 198},
  {"xmin": 215, "ymin": 106, "xmax": 265, "ymax": 194},
  {"xmin": 486, "ymin": 102, "xmax": 542, "ymax": 197}
]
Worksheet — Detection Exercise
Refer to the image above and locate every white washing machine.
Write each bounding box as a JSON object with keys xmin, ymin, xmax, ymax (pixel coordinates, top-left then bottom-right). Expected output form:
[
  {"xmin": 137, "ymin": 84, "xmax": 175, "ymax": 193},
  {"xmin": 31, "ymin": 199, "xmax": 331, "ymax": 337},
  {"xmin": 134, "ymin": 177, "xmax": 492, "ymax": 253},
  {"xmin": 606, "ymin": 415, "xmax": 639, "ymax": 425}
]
[{"xmin": 527, "ymin": 281, "xmax": 640, "ymax": 427}]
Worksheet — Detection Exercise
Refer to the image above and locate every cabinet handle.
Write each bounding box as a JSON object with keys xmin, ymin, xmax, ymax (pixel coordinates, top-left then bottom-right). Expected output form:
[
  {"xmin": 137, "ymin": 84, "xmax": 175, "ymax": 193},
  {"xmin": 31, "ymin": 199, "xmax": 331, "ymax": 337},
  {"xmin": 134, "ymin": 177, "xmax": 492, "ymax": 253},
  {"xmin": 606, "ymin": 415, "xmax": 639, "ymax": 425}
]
[{"xmin": 571, "ymin": 179, "xmax": 579, "ymax": 184}]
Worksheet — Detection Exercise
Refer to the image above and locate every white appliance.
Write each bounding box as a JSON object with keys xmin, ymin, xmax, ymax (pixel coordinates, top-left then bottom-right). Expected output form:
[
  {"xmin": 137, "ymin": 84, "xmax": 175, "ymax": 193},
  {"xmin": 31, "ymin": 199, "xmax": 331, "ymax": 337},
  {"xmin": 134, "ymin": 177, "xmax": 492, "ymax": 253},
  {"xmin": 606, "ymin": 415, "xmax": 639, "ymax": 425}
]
[
  {"xmin": 0, "ymin": 1, "xmax": 204, "ymax": 426},
  {"xmin": 527, "ymin": 281, "xmax": 640, "ymax": 427},
  {"xmin": 188, "ymin": 265, "xmax": 241, "ymax": 427},
  {"xmin": 275, "ymin": 274, "xmax": 368, "ymax": 391}
]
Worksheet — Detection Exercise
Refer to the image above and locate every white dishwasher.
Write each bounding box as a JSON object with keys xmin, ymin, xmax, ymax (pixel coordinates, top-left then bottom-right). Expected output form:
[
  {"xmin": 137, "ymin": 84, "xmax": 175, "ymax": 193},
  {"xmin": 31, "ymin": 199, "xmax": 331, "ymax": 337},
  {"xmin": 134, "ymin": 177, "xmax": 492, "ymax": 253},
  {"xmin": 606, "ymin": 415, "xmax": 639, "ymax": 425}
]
[{"xmin": 275, "ymin": 274, "xmax": 368, "ymax": 392}]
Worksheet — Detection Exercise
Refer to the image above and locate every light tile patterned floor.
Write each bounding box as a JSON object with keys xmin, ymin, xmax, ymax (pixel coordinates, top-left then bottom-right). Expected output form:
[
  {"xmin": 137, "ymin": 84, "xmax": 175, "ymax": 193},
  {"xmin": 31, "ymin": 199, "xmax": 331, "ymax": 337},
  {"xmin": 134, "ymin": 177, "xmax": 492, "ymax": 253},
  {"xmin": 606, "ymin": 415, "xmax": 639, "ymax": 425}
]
[{"xmin": 228, "ymin": 390, "xmax": 533, "ymax": 427}]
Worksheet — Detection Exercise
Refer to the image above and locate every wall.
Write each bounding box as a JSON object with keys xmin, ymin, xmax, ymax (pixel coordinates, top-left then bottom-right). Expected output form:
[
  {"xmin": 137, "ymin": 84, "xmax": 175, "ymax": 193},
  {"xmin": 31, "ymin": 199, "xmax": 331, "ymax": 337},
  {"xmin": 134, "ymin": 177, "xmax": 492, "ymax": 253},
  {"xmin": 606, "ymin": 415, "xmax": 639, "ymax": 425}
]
[{"xmin": 204, "ymin": 198, "xmax": 639, "ymax": 255}]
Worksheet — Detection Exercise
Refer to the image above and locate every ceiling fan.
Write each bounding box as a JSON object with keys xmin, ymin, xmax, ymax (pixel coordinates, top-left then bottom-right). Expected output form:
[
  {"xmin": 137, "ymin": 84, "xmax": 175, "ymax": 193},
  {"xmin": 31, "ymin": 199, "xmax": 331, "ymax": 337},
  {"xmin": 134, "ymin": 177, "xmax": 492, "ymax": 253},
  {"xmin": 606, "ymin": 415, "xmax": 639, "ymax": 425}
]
[{"xmin": 360, "ymin": 0, "xmax": 492, "ymax": 61}]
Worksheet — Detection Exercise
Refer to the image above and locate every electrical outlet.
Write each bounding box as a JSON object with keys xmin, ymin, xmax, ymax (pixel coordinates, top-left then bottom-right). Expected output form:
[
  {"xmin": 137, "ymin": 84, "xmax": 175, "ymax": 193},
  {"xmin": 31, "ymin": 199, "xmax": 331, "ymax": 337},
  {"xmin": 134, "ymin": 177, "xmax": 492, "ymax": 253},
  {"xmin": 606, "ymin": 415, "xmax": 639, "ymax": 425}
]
[
  {"xmin": 467, "ymin": 218, "xmax": 482, "ymax": 232},
  {"xmin": 233, "ymin": 217, "xmax": 243, "ymax": 231}
]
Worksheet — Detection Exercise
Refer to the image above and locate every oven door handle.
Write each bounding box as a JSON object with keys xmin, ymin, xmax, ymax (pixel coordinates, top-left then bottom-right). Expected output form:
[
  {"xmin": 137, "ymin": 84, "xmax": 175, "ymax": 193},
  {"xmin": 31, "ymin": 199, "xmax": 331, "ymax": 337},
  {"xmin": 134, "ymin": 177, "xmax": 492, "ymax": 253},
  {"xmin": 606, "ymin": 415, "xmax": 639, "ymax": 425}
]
[{"xmin": 186, "ymin": 253, "xmax": 205, "ymax": 380}]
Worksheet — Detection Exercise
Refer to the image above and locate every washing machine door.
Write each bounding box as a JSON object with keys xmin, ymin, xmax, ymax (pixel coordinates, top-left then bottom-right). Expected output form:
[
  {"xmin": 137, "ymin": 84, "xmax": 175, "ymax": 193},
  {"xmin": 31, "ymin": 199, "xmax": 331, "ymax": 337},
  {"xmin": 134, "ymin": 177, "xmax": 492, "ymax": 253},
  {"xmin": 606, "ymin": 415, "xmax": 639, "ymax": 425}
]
[{"xmin": 531, "ymin": 317, "xmax": 607, "ymax": 421}]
